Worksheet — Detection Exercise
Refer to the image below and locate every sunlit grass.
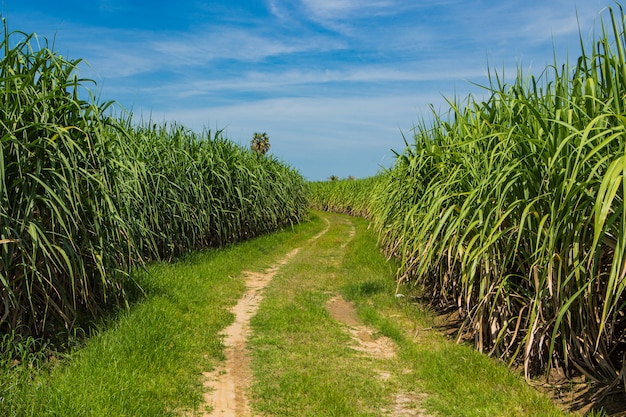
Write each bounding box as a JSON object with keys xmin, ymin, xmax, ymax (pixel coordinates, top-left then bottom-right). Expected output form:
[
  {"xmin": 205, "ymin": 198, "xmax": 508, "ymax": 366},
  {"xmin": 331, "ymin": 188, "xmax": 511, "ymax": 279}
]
[
  {"xmin": 249, "ymin": 212, "xmax": 571, "ymax": 416},
  {"xmin": 0, "ymin": 220, "xmax": 320, "ymax": 416}
]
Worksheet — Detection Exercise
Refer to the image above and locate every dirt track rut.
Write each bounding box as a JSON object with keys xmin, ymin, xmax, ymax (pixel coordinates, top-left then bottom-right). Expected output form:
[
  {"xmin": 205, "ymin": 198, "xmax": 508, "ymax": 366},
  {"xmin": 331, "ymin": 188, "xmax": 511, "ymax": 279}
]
[
  {"xmin": 199, "ymin": 214, "xmax": 429, "ymax": 416},
  {"xmin": 201, "ymin": 220, "xmax": 330, "ymax": 416}
]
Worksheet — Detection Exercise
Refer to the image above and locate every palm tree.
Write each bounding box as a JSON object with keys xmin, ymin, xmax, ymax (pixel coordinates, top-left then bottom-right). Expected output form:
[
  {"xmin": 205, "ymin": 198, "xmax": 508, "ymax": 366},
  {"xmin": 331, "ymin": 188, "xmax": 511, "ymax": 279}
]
[{"xmin": 251, "ymin": 132, "xmax": 270, "ymax": 155}]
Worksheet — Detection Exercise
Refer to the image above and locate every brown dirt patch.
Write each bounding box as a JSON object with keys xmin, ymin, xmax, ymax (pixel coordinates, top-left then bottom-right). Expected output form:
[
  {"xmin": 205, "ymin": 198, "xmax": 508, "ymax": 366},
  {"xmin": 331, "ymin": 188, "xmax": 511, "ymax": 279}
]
[
  {"xmin": 326, "ymin": 295, "xmax": 396, "ymax": 359},
  {"xmin": 201, "ymin": 249, "xmax": 301, "ymax": 416},
  {"xmin": 326, "ymin": 295, "xmax": 435, "ymax": 416},
  {"xmin": 384, "ymin": 392, "xmax": 431, "ymax": 417},
  {"xmin": 532, "ymin": 371, "xmax": 626, "ymax": 416},
  {"xmin": 200, "ymin": 221, "xmax": 330, "ymax": 416}
]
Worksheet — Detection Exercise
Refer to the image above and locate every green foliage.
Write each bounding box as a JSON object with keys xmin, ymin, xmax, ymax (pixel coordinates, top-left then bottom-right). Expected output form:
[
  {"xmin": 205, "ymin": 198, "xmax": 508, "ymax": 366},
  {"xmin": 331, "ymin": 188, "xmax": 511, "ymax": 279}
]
[
  {"xmin": 0, "ymin": 219, "xmax": 319, "ymax": 416},
  {"xmin": 309, "ymin": 176, "xmax": 381, "ymax": 218},
  {"xmin": 250, "ymin": 131, "xmax": 270, "ymax": 155},
  {"xmin": 311, "ymin": 6, "xmax": 626, "ymax": 393},
  {"xmin": 0, "ymin": 22, "xmax": 309, "ymax": 345},
  {"xmin": 249, "ymin": 212, "xmax": 569, "ymax": 416},
  {"xmin": 0, "ymin": 21, "xmax": 137, "ymax": 340},
  {"xmin": 112, "ymin": 121, "xmax": 309, "ymax": 261}
]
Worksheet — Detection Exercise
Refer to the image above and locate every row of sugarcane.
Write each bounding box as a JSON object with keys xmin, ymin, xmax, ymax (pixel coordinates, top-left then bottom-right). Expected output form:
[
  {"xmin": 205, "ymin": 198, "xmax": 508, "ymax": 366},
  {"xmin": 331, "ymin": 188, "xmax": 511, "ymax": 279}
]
[
  {"xmin": 312, "ymin": 6, "xmax": 626, "ymax": 395},
  {"xmin": 0, "ymin": 23, "xmax": 309, "ymax": 343},
  {"xmin": 308, "ymin": 176, "xmax": 380, "ymax": 218}
]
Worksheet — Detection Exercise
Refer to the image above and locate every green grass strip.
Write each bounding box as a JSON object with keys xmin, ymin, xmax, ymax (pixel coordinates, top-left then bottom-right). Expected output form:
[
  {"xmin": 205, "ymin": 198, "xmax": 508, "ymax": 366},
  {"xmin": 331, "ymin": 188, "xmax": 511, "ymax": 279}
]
[
  {"xmin": 1, "ymin": 212, "xmax": 579, "ymax": 416},
  {"xmin": 0, "ymin": 217, "xmax": 322, "ymax": 417},
  {"xmin": 249, "ymin": 211, "xmax": 571, "ymax": 417}
]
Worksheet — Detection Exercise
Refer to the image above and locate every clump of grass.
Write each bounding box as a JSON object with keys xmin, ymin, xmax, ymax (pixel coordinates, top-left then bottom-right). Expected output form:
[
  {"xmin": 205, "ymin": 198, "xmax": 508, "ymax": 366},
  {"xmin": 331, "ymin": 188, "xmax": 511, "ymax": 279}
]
[{"xmin": 0, "ymin": 331, "xmax": 48, "ymax": 369}]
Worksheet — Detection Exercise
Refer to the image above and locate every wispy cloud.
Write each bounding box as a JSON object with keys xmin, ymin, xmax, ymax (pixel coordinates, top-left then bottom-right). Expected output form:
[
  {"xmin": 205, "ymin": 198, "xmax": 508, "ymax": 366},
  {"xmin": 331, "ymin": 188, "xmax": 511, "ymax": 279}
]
[
  {"xmin": 148, "ymin": 28, "xmax": 342, "ymax": 64},
  {"xmin": 518, "ymin": 3, "xmax": 604, "ymax": 42},
  {"xmin": 65, "ymin": 26, "xmax": 343, "ymax": 80},
  {"xmin": 300, "ymin": 0, "xmax": 397, "ymax": 20},
  {"xmin": 4, "ymin": 0, "xmax": 614, "ymax": 180},
  {"xmin": 117, "ymin": 62, "xmax": 487, "ymax": 102}
]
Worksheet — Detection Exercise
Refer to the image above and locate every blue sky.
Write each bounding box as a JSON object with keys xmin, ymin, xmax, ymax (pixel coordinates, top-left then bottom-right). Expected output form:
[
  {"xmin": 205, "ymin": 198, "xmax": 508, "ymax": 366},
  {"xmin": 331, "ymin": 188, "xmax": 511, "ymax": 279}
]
[{"xmin": 1, "ymin": 0, "xmax": 613, "ymax": 180}]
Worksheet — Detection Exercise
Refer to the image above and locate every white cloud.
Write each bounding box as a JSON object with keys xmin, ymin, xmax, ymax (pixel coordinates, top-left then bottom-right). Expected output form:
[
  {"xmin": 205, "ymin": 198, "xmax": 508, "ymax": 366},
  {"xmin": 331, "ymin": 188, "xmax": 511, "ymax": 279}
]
[
  {"xmin": 114, "ymin": 62, "xmax": 487, "ymax": 103},
  {"xmin": 137, "ymin": 92, "xmax": 466, "ymax": 180},
  {"xmin": 453, "ymin": 0, "xmax": 603, "ymax": 46},
  {"xmin": 300, "ymin": 0, "xmax": 394, "ymax": 19},
  {"xmin": 8, "ymin": 0, "xmax": 614, "ymax": 180},
  {"xmin": 148, "ymin": 29, "xmax": 341, "ymax": 64},
  {"xmin": 518, "ymin": 4, "xmax": 603, "ymax": 42}
]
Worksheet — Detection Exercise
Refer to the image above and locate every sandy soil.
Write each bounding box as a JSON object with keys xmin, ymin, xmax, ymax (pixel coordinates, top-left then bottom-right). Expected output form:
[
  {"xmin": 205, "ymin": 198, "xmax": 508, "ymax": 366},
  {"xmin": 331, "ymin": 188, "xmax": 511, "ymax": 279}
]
[
  {"xmin": 326, "ymin": 295, "xmax": 396, "ymax": 359},
  {"xmin": 326, "ymin": 295, "xmax": 432, "ymax": 417}
]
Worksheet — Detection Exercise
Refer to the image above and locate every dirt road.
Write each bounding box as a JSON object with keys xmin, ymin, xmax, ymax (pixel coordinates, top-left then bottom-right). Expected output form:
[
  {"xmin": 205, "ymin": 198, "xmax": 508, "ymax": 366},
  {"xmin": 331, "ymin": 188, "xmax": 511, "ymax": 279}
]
[{"xmin": 200, "ymin": 214, "xmax": 429, "ymax": 416}]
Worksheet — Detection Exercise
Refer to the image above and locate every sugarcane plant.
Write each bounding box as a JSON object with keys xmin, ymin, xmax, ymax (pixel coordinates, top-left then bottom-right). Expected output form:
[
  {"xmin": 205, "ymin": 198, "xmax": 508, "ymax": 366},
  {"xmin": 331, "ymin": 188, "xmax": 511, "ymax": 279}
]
[
  {"xmin": 0, "ymin": 20, "xmax": 137, "ymax": 340},
  {"xmin": 0, "ymin": 20, "xmax": 309, "ymax": 346},
  {"xmin": 369, "ymin": 6, "xmax": 626, "ymax": 393},
  {"xmin": 310, "ymin": 5, "xmax": 626, "ymax": 396}
]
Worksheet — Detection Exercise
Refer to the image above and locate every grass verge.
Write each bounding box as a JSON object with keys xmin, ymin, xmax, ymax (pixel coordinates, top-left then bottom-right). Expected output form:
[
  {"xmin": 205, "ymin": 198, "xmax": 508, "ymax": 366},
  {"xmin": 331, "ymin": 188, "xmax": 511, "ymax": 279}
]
[
  {"xmin": 0, "ymin": 216, "xmax": 323, "ymax": 417},
  {"xmin": 0, "ymin": 211, "xmax": 594, "ymax": 416}
]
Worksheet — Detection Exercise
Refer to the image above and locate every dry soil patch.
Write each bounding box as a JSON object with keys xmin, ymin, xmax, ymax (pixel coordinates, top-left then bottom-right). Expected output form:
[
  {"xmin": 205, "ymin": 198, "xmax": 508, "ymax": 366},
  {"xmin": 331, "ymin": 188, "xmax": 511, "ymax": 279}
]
[
  {"xmin": 326, "ymin": 295, "xmax": 396, "ymax": 359},
  {"xmin": 200, "ymin": 249, "xmax": 301, "ymax": 416}
]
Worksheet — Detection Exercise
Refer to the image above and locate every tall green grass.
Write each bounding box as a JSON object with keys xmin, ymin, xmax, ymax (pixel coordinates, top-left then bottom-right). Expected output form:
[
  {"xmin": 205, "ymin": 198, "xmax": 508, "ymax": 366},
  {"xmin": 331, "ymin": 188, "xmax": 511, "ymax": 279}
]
[
  {"xmin": 372, "ymin": 6, "xmax": 626, "ymax": 390},
  {"xmin": 0, "ymin": 22, "xmax": 137, "ymax": 342},
  {"xmin": 312, "ymin": 6, "xmax": 626, "ymax": 394},
  {"xmin": 0, "ymin": 21, "xmax": 309, "ymax": 346},
  {"xmin": 309, "ymin": 176, "xmax": 380, "ymax": 218},
  {"xmin": 111, "ymin": 121, "xmax": 309, "ymax": 261}
]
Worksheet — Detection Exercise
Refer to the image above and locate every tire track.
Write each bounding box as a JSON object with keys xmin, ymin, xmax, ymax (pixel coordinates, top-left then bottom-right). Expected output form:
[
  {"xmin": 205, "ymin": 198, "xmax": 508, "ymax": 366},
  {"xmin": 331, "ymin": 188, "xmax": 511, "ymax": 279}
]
[{"xmin": 200, "ymin": 218, "xmax": 331, "ymax": 416}]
